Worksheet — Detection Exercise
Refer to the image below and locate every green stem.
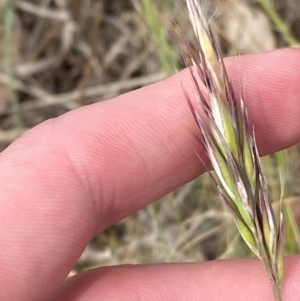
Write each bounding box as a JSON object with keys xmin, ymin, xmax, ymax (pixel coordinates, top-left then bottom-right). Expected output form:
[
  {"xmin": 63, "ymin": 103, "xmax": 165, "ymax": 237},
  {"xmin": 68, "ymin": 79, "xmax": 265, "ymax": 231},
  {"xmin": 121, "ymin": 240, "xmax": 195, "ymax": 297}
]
[
  {"xmin": 272, "ymin": 281, "xmax": 282, "ymax": 301},
  {"xmin": 4, "ymin": 0, "xmax": 23, "ymax": 131},
  {"xmin": 257, "ymin": 0, "xmax": 299, "ymax": 46}
]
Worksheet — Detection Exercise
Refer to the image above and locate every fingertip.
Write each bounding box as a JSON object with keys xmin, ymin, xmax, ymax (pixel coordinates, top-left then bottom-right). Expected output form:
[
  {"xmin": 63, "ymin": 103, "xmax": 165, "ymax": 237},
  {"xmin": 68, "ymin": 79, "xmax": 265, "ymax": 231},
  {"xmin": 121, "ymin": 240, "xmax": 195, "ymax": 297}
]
[{"xmin": 226, "ymin": 48, "xmax": 300, "ymax": 154}]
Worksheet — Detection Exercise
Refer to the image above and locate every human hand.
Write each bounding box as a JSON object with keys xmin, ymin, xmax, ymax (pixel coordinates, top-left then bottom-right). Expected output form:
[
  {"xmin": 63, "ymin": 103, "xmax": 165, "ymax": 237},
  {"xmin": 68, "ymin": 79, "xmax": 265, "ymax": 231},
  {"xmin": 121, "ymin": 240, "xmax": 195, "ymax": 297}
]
[{"xmin": 0, "ymin": 49, "xmax": 300, "ymax": 301}]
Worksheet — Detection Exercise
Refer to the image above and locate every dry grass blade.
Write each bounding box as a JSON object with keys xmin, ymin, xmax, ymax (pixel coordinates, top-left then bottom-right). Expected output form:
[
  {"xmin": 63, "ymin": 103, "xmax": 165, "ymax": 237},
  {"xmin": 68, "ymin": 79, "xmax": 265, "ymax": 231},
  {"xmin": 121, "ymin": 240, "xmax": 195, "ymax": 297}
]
[{"xmin": 181, "ymin": 0, "xmax": 284, "ymax": 300}]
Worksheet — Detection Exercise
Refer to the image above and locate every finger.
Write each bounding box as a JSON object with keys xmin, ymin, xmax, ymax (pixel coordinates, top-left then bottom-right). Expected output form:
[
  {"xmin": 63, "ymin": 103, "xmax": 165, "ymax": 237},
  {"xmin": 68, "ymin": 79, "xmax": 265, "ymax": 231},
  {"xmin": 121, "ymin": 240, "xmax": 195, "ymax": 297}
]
[
  {"xmin": 0, "ymin": 49, "xmax": 299, "ymax": 301},
  {"xmin": 226, "ymin": 48, "xmax": 300, "ymax": 153},
  {"xmin": 51, "ymin": 256, "xmax": 300, "ymax": 301}
]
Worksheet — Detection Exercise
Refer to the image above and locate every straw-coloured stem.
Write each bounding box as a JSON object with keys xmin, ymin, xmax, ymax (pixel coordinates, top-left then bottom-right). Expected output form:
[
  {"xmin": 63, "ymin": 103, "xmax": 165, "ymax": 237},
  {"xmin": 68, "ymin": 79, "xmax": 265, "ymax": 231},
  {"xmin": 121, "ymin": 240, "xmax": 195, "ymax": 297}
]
[{"xmin": 181, "ymin": 1, "xmax": 284, "ymax": 300}]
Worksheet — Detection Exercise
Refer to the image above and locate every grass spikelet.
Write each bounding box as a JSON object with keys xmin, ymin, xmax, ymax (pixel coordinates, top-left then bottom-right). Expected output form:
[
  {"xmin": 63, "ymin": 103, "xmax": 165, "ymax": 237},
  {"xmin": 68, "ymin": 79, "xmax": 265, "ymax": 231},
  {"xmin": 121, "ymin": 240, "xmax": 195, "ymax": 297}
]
[{"xmin": 182, "ymin": 1, "xmax": 284, "ymax": 300}]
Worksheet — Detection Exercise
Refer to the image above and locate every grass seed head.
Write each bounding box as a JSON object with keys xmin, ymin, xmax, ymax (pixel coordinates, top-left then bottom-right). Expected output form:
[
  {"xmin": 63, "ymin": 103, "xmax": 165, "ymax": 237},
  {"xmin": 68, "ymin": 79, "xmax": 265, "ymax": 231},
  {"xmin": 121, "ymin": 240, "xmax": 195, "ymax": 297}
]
[{"xmin": 183, "ymin": 1, "xmax": 284, "ymax": 300}]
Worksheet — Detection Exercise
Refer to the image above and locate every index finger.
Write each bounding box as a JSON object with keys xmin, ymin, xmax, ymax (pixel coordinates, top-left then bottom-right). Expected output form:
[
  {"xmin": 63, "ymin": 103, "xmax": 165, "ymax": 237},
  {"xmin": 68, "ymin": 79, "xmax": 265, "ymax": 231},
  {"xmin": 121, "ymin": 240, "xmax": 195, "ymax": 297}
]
[{"xmin": 0, "ymin": 49, "xmax": 299, "ymax": 301}]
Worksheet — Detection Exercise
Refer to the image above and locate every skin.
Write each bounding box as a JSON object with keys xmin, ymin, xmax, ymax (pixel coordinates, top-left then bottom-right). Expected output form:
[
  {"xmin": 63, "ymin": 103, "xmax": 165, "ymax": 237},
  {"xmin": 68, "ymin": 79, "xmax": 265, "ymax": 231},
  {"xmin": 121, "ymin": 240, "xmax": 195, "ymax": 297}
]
[{"xmin": 0, "ymin": 48, "xmax": 300, "ymax": 301}]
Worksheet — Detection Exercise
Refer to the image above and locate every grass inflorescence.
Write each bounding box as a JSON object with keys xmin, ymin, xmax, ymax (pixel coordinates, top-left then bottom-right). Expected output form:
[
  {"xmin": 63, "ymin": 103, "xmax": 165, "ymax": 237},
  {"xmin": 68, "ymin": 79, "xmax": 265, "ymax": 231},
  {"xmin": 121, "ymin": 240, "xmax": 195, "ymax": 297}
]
[{"xmin": 181, "ymin": 0, "xmax": 284, "ymax": 300}]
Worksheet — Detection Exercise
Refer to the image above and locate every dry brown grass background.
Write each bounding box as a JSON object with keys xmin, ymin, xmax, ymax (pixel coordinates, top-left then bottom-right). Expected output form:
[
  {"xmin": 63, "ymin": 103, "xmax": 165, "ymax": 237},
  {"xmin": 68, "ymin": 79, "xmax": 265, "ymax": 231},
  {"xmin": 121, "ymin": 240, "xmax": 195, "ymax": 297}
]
[{"xmin": 0, "ymin": 0, "xmax": 299, "ymax": 273}]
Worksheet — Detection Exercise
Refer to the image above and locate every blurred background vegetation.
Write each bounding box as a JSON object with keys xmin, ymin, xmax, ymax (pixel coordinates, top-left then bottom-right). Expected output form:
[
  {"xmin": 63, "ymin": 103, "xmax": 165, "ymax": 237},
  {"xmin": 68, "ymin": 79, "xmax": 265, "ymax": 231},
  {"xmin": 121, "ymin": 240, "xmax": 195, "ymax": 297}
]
[{"xmin": 0, "ymin": 0, "xmax": 299, "ymax": 274}]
